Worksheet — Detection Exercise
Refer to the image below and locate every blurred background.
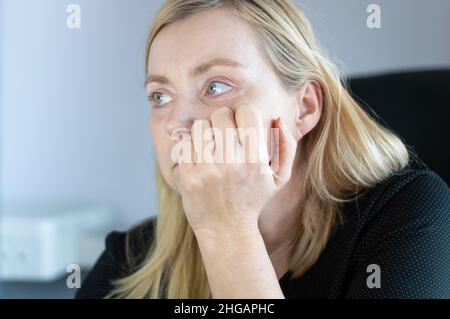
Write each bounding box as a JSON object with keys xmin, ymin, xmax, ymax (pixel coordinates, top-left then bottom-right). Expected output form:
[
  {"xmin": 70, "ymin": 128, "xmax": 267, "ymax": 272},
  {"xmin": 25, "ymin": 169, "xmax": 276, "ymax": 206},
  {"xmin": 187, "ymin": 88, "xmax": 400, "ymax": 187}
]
[{"xmin": 1, "ymin": 0, "xmax": 449, "ymax": 298}]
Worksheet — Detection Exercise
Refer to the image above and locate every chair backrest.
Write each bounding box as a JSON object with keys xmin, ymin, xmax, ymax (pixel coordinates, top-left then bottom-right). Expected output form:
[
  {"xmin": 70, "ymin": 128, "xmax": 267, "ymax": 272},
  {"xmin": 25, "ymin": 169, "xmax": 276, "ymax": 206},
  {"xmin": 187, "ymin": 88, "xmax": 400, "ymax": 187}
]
[{"xmin": 348, "ymin": 70, "xmax": 450, "ymax": 185}]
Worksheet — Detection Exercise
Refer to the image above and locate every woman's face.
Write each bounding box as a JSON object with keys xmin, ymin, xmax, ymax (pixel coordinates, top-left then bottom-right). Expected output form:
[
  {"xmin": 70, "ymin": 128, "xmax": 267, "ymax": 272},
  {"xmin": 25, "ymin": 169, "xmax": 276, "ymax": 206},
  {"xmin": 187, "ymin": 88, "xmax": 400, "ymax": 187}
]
[{"xmin": 146, "ymin": 7, "xmax": 299, "ymax": 193}]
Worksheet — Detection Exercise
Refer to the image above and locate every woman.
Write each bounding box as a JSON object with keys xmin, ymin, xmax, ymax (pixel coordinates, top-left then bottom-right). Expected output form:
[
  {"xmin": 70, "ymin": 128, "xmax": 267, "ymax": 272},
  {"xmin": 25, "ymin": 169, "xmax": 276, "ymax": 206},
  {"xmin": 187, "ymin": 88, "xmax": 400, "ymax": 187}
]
[{"xmin": 76, "ymin": 0, "xmax": 450, "ymax": 299}]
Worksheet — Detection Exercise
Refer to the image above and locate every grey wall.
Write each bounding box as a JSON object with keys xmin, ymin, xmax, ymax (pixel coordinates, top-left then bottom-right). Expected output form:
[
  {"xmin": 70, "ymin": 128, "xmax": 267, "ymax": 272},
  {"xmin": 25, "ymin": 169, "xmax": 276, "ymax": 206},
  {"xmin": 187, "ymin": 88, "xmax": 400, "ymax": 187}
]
[
  {"xmin": 1, "ymin": 0, "xmax": 449, "ymax": 228},
  {"xmin": 297, "ymin": 0, "xmax": 450, "ymax": 75},
  {"xmin": 1, "ymin": 0, "xmax": 4, "ymax": 213},
  {"xmin": 1, "ymin": 0, "xmax": 165, "ymax": 227}
]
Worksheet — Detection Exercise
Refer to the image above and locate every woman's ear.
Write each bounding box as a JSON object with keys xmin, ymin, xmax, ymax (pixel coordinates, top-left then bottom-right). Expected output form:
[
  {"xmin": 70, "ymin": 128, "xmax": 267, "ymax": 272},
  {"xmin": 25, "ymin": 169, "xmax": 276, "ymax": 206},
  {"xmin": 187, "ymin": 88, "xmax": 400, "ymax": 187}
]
[{"xmin": 293, "ymin": 80, "xmax": 323, "ymax": 141}]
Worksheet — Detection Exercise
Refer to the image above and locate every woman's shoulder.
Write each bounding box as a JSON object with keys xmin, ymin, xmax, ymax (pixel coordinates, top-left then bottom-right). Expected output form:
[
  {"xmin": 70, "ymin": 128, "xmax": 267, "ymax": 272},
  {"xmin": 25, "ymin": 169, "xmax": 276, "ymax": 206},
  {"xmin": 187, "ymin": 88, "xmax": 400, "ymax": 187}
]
[
  {"xmin": 74, "ymin": 217, "xmax": 156, "ymax": 299},
  {"xmin": 361, "ymin": 154, "xmax": 449, "ymax": 225},
  {"xmin": 334, "ymin": 156, "xmax": 450, "ymax": 297},
  {"xmin": 336, "ymin": 153, "xmax": 450, "ymax": 258},
  {"xmin": 341, "ymin": 153, "xmax": 450, "ymax": 241},
  {"xmin": 107, "ymin": 216, "xmax": 156, "ymax": 267},
  {"xmin": 123, "ymin": 217, "xmax": 157, "ymax": 267}
]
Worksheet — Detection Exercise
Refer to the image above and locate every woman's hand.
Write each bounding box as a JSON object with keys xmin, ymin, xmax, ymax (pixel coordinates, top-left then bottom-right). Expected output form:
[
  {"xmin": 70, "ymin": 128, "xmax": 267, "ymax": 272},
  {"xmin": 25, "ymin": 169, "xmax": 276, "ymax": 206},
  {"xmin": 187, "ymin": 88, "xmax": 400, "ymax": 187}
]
[{"xmin": 177, "ymin": 104, "xmax": 298, "ymax": 239}]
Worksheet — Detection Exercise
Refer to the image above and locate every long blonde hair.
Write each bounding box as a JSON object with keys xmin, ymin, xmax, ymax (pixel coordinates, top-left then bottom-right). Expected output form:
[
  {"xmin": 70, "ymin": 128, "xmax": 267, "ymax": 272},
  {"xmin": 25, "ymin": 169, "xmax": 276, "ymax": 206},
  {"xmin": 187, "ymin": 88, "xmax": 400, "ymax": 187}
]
[{"xmin": 107, "ymin": 0, "xmax": 409, "ymax": 298}]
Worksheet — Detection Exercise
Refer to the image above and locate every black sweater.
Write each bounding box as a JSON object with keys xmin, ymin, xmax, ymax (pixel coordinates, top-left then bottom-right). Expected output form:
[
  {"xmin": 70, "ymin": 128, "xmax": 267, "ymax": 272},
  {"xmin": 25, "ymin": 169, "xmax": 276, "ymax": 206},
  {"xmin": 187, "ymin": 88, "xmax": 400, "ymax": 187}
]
[{"xmin": 75, "ymin": 157, "xmax": 450, "ymax": 299}]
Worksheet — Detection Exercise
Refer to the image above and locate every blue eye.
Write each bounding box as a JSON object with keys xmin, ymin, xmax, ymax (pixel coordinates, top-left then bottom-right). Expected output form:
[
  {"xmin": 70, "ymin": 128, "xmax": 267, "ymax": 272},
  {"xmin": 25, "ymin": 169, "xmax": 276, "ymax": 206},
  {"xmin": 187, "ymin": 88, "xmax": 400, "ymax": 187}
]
[
  {"xmin": 148, "ymin": 81, "xmax": 231, "ymax": 109},
  {"xmin": 206, "ymin": 81, "xmax": 232, "ymax": 96},
  {"xmin": 148, "ymin": 92, "xmax": 172, "ymax": 108}
]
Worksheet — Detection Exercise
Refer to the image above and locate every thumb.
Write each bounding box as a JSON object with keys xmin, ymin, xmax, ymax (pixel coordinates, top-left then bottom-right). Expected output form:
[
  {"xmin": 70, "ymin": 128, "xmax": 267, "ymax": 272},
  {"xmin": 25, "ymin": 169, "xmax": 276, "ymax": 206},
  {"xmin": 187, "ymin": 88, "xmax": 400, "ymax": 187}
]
[{"xmin": 270, "ymin": 117, "xmax": 298, "ymax": 186}]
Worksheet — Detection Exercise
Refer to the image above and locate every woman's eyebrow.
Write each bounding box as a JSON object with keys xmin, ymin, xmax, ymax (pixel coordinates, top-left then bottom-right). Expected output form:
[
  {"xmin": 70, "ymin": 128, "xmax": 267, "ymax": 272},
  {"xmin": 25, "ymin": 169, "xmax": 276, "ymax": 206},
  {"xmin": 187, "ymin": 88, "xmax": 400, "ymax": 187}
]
[
  {"xmin": 144, "ymin": 58, "xmax": 246, "ymax": 87},
  {"xmin": 190, "ymin": 58, "xmax": 246, "ymax": 77}
]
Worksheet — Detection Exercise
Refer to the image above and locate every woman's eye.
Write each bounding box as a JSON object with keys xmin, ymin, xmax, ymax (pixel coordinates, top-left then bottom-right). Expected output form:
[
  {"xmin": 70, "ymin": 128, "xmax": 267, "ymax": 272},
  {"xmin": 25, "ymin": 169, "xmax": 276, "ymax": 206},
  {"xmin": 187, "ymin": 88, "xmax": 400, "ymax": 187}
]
[
  {"xmin": 148, "ymin": 92, "xmax": 172, "ymax": 108},
  {"xmin": 206, "ymin": 81, "xmax": 232, "ymax": 96},
  {"xmin": 148, "ymin": 81, "xmax": 231, "ymax": 108}
]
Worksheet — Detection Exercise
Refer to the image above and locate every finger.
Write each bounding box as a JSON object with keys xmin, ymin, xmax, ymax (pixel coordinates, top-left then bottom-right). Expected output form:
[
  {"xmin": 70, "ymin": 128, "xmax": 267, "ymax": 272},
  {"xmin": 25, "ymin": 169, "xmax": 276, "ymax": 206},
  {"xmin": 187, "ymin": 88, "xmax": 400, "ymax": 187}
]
[
  {"xmin": 271, "ymin": 117, "xmax": 298, "ymax": 185},
  {"xmin": 211, "ymin": 107, "xmax": 239, "ymax": 164},
  {"xmin": 191, "ymin": 119, "xmax": 215, "ymax": 165},
  {"xmin": 178, "ymin": 130, "xmax": 196, "ymax": 173},
  {"xmin": 191, "ymin": 119, "xmax": 203, "ymax": 164},
  {"xmin": 235, "ymin": 104, "xmax": 268, "ymax": 166}
]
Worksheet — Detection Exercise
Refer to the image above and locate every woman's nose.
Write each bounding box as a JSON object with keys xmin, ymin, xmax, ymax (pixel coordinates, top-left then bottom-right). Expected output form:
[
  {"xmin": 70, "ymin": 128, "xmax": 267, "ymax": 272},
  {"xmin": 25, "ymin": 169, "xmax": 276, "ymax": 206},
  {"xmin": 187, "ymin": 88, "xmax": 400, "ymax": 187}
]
[{"xmin": 164, "ymin": 102, "xmax": 209, "ymax": 137}]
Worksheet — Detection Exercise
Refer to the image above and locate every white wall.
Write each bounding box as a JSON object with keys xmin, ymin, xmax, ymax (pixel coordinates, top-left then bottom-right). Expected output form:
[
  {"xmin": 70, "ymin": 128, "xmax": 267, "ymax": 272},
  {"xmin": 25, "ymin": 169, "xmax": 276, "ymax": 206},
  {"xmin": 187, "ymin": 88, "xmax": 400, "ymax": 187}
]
[{"xmin": 1, "ymin": 0, "xmax": 449, "ymax": 228}]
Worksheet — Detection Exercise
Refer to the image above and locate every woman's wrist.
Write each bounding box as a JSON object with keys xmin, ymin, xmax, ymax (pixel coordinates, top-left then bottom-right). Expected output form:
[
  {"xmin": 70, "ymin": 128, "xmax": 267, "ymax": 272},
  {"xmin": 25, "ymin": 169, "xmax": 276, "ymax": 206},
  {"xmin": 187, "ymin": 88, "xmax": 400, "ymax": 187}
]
[
  {"xmin": 192, "ymin": 218, "xmax": 261, "ymax": 243},
  {"xmin": 194, "ymin": 223, "xmax": 284, "ymax": 299}
]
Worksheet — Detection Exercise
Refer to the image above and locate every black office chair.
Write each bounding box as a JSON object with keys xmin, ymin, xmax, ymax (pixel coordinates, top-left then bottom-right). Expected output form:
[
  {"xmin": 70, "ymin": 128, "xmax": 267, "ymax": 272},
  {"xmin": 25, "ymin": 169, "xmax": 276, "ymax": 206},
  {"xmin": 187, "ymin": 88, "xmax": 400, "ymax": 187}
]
[{"xmin": 348, "ymin": 69, "xmax": 450, "ymax": 186}]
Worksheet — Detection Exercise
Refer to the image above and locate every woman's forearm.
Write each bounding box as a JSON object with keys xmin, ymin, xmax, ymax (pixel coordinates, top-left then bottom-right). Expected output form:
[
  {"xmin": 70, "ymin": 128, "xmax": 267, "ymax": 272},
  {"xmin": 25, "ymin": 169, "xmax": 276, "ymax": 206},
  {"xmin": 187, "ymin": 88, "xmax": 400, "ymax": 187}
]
[{"xmin": 194, "ymin": 228, "xmax": 285, "ymax": 299}]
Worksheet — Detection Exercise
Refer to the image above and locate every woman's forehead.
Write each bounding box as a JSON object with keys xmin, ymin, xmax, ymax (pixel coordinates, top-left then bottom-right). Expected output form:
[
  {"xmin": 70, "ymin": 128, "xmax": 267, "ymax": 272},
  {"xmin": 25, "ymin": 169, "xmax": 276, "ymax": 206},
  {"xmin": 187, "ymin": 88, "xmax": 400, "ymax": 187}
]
[{"xmin": 148, "ymin": 9, "xmax": 261, "ymax": 75}]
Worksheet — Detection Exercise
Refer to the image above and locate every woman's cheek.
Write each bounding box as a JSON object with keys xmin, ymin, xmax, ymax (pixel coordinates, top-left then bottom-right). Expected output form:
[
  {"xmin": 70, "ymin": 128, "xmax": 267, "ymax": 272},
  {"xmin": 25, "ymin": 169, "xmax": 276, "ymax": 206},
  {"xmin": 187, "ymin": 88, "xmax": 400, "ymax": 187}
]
[{"xmin": 149, "ymin": 121, "xmax": 174, "ymax": 180}]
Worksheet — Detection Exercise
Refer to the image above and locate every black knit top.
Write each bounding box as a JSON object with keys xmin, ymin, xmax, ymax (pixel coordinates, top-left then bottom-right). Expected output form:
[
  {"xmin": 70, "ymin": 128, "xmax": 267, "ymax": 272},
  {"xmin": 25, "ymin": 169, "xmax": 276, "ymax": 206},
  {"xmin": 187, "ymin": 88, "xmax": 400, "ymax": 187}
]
[{"xmin": 75, "ymin": 156, "xmax": 450, "ymax": 299}]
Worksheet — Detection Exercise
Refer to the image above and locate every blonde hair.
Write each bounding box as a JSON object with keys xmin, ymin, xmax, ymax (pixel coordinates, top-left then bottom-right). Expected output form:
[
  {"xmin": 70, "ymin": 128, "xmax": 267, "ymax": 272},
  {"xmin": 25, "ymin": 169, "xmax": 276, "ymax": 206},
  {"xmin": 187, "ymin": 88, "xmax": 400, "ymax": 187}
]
[{"xmin": 107, "ymin": 0, "xmax": 409, "ymax": 298}]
